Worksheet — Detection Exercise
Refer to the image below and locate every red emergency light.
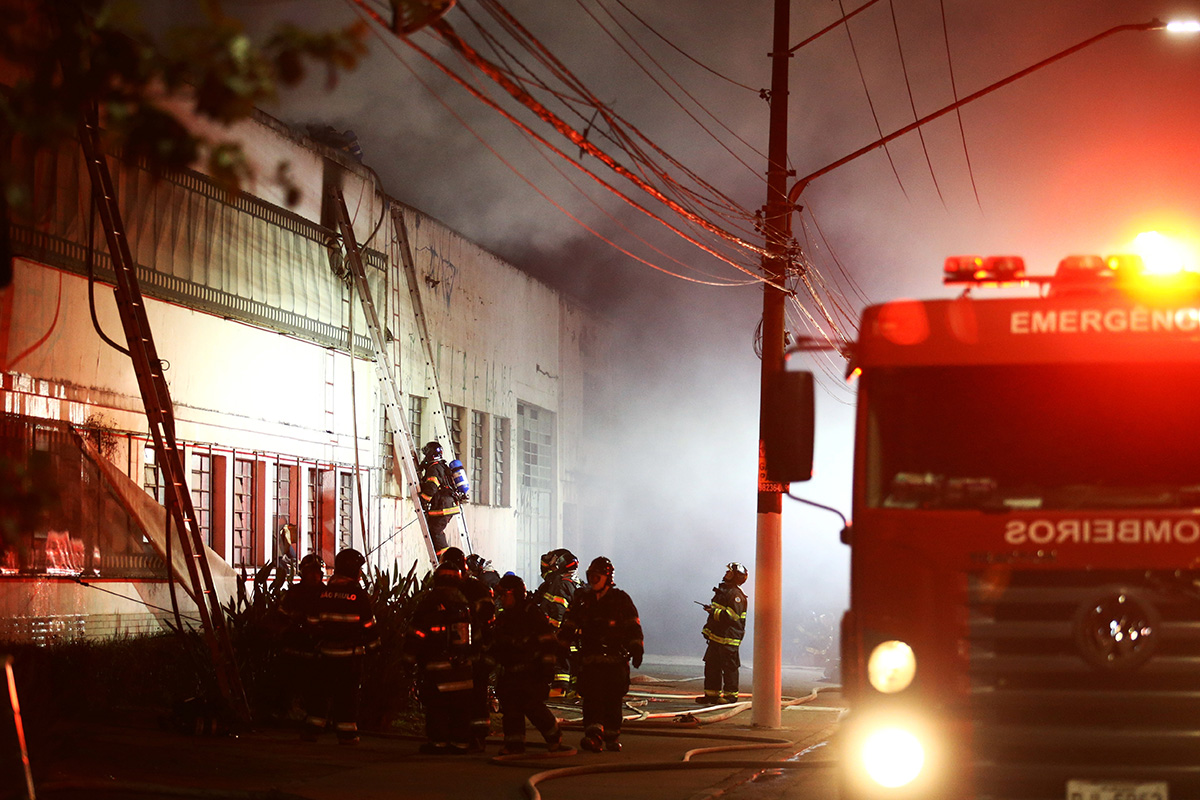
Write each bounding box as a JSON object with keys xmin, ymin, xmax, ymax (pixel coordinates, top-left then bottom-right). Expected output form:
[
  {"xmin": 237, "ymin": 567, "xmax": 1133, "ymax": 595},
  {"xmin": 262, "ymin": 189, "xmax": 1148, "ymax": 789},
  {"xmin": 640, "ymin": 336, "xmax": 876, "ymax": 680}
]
[{"xmin": 943, "ymin": 255, "xmax": 1026, "ymax": 285}]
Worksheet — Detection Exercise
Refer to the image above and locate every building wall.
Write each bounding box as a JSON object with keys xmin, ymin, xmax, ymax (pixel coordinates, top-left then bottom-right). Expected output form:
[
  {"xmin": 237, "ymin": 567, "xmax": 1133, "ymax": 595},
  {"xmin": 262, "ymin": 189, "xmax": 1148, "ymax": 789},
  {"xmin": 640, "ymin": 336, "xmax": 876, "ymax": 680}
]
[{"xmin": 0, "ymin": 107, "xmax": 614, "ymax": 638}]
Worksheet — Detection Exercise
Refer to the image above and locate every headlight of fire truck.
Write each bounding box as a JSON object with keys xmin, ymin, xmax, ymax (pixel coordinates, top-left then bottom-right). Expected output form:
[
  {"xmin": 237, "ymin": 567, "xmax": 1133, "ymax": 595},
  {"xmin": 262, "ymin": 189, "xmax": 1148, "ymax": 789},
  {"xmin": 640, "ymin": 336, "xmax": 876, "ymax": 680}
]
[
  {"xmin": 845, "ymin": 711, "xmax": 938, "ymax": 794},
  {"xmin": 861, "ymin": 725, "xmax": 925, "ymax": 789},
  {"xmin": 867, "ymin": 639, "xmax": 915, "ymax": 693}
]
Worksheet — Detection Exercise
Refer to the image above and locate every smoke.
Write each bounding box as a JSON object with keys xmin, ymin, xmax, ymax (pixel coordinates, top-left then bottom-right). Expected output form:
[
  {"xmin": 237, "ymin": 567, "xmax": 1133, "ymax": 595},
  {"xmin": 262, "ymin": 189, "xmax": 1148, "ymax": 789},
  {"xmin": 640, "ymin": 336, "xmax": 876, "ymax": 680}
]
[{"xmin": 202, "ymin": 0, "xmax": 1200, "ymax": 660}]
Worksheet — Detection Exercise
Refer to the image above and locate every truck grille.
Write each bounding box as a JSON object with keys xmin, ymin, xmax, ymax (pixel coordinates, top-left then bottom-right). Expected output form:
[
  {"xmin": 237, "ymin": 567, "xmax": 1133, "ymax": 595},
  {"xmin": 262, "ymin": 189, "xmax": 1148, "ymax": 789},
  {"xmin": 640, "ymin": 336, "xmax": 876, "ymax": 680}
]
[{"xmin": 968, "ymin": 569, "xmax": 1200, "ymax": 800}]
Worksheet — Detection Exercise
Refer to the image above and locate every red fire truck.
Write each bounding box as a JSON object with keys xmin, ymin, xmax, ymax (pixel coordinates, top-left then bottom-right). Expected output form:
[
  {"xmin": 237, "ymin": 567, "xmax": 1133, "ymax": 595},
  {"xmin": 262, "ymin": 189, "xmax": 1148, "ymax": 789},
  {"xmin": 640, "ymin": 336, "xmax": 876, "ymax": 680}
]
[{"xmin": 773, "ymin": 254, "xmax": 1199, "ymax": 800}]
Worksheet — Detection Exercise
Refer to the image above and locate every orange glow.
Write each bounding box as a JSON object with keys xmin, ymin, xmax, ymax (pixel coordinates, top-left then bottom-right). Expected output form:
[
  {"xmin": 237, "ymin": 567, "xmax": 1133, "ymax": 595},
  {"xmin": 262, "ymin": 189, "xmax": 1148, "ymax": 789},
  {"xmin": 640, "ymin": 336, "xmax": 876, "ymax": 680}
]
[{"xmin": 1132, "ymin": 231, "xmax": 1193, "ymax": 275}]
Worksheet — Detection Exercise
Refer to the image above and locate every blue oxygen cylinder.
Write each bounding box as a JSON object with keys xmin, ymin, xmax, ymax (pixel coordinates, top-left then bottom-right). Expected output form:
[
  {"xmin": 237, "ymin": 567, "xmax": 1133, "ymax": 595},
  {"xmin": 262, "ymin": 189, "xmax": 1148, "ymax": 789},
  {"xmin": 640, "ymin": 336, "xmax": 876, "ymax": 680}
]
[{"xmin": 449, "ymin": 459, "xmax": 470, "ymax": 496}]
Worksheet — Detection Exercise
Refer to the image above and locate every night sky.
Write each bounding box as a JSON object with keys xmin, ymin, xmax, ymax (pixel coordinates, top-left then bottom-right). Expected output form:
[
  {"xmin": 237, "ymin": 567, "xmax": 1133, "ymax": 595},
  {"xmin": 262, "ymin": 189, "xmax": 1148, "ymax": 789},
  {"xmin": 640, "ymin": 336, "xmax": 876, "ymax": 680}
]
[{"xmin": 192, "ymin": 0, "xmax": 1200, "ymax": 657}]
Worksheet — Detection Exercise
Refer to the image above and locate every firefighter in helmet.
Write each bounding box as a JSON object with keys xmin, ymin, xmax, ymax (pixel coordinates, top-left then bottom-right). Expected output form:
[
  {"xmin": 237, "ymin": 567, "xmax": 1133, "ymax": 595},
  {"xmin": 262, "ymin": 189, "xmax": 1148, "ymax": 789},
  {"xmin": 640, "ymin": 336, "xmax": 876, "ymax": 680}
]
[
  {"xmin": 277, "ymin": 553, "xmax": 325, "ymax": 721},
  {"xmin": 303, "ymin": 548, "xmax": 378, "ymax": 745},
  {"xmin": 536, "ymin": 548, "xmax": 579, "ymax": 697},
  {"xmin": 698, "ymin": 561, "xmax": 749, "ymax": 705},
  {"xmin": 488, "ymin": 573, "xmax": 564, "ymax": 754},
  {"xmin": 417, "ymin": 441, "xmax": 463, "ymax": 553},
  {"xmin": 406, "ymin": 560, "xmax": 475, "ymax": 754},
  {"xmin": 558, "ymin": 556, "xmax": 643, "ymax": 752},
  {"xmin": 465, "ymin": 552, "xmax": 501, "ymax": 590},
  {"xmin": 439, "ymin": 546, "xmax": 495, "ymax": 750}
]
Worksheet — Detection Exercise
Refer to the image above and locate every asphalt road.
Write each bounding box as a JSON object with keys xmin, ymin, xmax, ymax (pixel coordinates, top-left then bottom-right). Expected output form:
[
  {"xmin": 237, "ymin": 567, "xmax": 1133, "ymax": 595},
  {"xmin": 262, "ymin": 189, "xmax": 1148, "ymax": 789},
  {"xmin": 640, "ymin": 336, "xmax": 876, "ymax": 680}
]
[{"xmin": 29, "ymin": 658, "xmax": 845, "ymax": 800}]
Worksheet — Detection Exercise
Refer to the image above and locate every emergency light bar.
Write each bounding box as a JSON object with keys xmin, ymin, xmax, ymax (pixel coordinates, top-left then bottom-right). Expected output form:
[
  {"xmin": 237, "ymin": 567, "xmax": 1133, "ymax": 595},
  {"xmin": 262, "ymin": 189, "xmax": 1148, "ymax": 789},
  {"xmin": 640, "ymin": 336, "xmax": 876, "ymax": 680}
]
[
  {"xmin": 943, "ymin": 255, "xmax": 1026, "ymax": 284},
  {"xmin": 943, "ymin": 253, "xmax": 1152, "ymax": 290}
]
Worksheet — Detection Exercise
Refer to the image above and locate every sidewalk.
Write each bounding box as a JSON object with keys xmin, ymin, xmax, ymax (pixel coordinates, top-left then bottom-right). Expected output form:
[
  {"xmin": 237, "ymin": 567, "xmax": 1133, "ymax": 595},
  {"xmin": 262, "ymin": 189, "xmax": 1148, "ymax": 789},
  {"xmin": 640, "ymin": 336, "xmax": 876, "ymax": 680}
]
[{"xmin": 30, "ymin": 660, "xmax": 844, "ymax": 800}]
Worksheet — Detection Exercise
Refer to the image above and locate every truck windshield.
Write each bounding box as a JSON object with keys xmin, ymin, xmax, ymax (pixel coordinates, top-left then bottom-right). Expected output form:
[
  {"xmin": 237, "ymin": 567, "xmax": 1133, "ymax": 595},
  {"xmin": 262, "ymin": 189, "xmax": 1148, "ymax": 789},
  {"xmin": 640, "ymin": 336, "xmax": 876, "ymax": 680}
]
[{"xmin": 866, "ymin": 363, "xmax": 1200, "ymax": 510}]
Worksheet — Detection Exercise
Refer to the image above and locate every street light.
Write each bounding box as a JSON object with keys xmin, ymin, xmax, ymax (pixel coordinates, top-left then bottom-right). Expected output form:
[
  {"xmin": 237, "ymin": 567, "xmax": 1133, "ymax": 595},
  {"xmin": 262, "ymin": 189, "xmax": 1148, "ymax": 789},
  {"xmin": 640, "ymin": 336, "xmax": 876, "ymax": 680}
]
[{"xmin": 785, "ymin": 19, "xmax": 1200, "ymax": 212}]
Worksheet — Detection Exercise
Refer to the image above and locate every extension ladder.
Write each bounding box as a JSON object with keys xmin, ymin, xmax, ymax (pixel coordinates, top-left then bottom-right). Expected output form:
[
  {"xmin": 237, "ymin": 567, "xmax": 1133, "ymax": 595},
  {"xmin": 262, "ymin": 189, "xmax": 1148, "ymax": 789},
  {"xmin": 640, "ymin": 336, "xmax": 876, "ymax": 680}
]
[
  {"xmin": 77, "ymin": 107, "xmax": 251, "ymax": 726},
  {"xmin": 332, "ymin": 190, "xmax": 459, "ymax": 562}
]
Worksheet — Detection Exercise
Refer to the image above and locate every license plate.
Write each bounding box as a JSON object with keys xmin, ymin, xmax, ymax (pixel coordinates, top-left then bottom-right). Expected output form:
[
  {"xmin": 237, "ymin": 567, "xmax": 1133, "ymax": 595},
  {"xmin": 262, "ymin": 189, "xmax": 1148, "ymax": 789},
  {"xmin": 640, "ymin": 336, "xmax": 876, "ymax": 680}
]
[{"xmin": 1066, "ymin": 780, "xmax": 1168, "ymax": 800}]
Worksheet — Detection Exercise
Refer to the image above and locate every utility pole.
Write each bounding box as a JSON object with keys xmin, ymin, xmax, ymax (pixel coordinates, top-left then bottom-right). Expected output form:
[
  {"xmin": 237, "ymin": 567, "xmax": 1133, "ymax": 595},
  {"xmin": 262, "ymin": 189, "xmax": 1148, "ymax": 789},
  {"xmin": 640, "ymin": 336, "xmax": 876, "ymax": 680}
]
[{"xmin": 752, "ymin": 0, "xmax": 792, "ymax": 729}]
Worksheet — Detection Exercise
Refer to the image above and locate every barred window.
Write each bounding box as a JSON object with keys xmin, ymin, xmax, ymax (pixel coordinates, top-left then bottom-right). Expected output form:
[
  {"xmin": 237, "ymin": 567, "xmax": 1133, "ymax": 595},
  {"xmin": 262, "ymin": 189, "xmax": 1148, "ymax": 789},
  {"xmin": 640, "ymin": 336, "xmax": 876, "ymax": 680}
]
[
  {"xmin": 445, "ymin": 404, "xmax": 464, "ymax": 460},
  {"xmin": 307, "ymin": 467, "xmax": 320, "ymax": 556},
  {"xmin": 191, "ymin": 451, "xmax": 213, "ymax": 547},
  {"xmin": 493, "ymin": 416, "xmax": 510, "ymax": 507},
  {"xmin": 232, "ymin": 458, "xmax": 256, "ymax": 567},
  {"xmin": 470, "ymin": 411, "xmax": 488, "ymax": 505},
  {"xmin": 409, "ymin": 395, "xmax": 425, "ymax": 448},
  {"xmin": 274, "ymin": 462, "xmax": 294, "ymax": 553},
  {"xmin": 338, "ymin": 471, "xmax": 354, "ymax": 551},
  {"xmin": 143, "ymin": 446, "xmax": 164, "ymax": 504}
]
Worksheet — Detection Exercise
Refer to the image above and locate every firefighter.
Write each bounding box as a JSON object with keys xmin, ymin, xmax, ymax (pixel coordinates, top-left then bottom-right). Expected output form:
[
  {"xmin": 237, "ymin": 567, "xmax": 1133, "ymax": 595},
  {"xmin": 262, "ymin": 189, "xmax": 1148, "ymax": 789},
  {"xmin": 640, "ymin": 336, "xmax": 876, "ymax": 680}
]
[
  {"xmin": 417, "ymin": 441, "xmax": 465, "ymax": 554},
  {"xmin": 536, "ymin": 548, "xmax": 579, "ymax": 697},
  {"xmin": 559, "ymin": 556, "xmax": 643, "ymax": 753},
  {"xmin": 407, "ymin": 560, "xmax": 476, "ymax": 754},
  {"xmin": 277, "ymin": 552, "xmax": 325, "ymax": 722},
  {"xmin": 488, "ymin": 573, "xmax": 564, "ymax": 755},
  {"xmin": 438, "ymin": 546, "xmax": 495, "ymax": 750},
  {"xmin": 465, "ymin": 552, "xmax": 501, "ymax": 590},
  {"xmin": 303, "ymin": 548, "xmax": 379, "ymax": 745},
  {"xmin": 697, "ymin": 562, "xmax": 749, "ymax": 705}
]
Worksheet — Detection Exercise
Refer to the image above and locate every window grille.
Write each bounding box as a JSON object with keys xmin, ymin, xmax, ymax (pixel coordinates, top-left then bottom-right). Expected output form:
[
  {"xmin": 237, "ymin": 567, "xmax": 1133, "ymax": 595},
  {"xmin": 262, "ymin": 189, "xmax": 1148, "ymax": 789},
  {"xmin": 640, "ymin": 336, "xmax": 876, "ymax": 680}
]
[{"xmin": 470, "ymin": 411, "xmax": 488, "ymax": 505}]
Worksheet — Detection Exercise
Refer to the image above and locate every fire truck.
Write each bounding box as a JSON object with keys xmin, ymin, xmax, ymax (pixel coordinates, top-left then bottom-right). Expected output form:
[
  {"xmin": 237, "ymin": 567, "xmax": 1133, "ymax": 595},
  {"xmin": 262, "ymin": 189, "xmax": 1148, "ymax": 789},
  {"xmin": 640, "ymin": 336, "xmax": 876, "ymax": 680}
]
[{"xmin": 772, "ymin": 253, "xmax": 1200, "ymax": 800}]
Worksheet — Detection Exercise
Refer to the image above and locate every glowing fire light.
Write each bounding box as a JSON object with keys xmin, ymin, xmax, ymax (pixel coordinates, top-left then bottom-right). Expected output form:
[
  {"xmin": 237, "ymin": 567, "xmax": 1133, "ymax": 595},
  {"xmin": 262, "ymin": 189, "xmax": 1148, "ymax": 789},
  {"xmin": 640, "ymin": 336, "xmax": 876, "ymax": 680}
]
[{"xmin": 1132, "ymin": 231, "xmax": 1192, "ymax": 275}]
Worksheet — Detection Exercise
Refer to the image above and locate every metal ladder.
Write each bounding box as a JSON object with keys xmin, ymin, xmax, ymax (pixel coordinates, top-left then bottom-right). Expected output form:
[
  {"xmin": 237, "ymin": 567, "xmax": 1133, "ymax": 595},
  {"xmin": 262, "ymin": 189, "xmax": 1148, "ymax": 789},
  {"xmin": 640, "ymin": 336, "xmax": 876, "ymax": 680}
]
[
  {"xmin": 389, "ymin": 203, "xmax": 473, "ymax": 554},
  {"xmin": 77, "ymin": 107, "xmax": 251, "ymax": 726},
  {"xmin": 331, "ymin": 190, "xmax": 446, "ymax": 562}
]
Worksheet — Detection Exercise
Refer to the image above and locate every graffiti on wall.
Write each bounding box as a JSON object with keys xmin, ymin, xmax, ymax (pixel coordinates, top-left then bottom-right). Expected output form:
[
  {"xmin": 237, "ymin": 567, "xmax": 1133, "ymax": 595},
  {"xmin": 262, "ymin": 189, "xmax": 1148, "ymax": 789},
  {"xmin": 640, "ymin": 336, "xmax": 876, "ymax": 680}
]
[{"xmin": 416, "ymin": 244, "xmax": 459, "ymax": 308}]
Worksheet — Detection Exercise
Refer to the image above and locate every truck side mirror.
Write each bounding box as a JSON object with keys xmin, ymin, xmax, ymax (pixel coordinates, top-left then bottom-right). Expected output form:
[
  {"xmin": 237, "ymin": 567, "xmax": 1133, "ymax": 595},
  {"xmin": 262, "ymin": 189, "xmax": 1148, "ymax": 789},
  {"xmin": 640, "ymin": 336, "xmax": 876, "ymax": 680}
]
[{"xmin": 765, "ymin": 370, "xmax": 815, "ymax": 483}]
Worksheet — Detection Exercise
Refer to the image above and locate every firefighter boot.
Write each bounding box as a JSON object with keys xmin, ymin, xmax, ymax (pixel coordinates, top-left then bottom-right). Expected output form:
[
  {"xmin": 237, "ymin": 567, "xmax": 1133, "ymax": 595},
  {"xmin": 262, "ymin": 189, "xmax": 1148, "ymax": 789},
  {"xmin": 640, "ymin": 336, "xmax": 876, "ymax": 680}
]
[
  {"xmin": 542, "ymin": 724, "xmax": 564, "ymax": 753},
  {"xmin": 602, "ymin": 730, "xmax": 622, "ymax": 752},
  {"xmin": 301, "ymin": 715, "xmax": 325, "ymax": 742},
  {"xmin": 499, "ymin": 736, "xmax": 526, "ymax": 755},
  {"xmin": 580, "ymin": 724, "xmax": 604, "ymax": 753},
  {"xmin": 720, "ymin": 692, "xmax": 739, "ymax": 704},
  {"xmin": 336, "ymin": 722, "xmax": 360, "ymax": 746}
]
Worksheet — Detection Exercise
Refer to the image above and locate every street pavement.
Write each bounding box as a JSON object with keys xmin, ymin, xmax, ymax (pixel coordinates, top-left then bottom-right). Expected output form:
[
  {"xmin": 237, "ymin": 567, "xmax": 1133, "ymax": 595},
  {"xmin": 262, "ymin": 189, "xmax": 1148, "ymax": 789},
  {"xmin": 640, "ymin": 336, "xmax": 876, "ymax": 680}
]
[{"xmin": 31, "ymin": 659, "xmax": 844, "ymax": 800}]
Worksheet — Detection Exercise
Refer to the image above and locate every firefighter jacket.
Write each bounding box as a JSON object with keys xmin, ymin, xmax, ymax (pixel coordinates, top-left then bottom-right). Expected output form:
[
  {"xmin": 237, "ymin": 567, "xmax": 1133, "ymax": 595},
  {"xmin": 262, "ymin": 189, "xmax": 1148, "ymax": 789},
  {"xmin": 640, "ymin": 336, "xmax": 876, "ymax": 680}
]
[
  {"xmin": 307, "ymin": 575, "xmax": 380, "ymax": 658},
  {"xmin": 488, "ymin": 597, "xmax": 559, "ymax": 680},
  {"xmin": 276, "ymin": 578, "xmax": 324, "ymax": 656},
  {"xmin": 462, "ymin": 575, "xmax": 496, "ymax": 650},
  {"xmin": 560, "ymin": 585, "xmax": 643, "ymax": 666},
  {"xmin": 407, "ymin": 584, "xmax": 476, "ymax": 692},
  {"xmin": 702, "ymin": 580, "xmax": 747, "ymax": 649},
  {"xmin": 419, "ymin": 459, "xmax": 462, "ymax": 517},
  {"xmin": 535, "ymin": 573, "xmax": 577, "ymax": 629}
]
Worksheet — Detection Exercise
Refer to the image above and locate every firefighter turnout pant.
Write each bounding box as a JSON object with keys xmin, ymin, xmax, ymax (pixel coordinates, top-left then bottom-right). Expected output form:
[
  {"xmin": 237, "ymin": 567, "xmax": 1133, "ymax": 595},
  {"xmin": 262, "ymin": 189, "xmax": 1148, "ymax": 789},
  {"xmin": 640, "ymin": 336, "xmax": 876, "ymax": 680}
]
[
  {"xmin": 419, "ymin": 665, "xmax": 475, "ymax": 749},
  {"xmin": 496, "ymin": 670, "xmax": 559, "ymax": 745},
  {"xmin": 577, "ymin": 657, "xmax": 630, "ymax": 744},
  {"xmin": 304, "ymin": 654, "xmax": 364, "ymax": 744},
  {"xmin": 702, "ymin": 641, "xmax": 741, "ymax": 702}
]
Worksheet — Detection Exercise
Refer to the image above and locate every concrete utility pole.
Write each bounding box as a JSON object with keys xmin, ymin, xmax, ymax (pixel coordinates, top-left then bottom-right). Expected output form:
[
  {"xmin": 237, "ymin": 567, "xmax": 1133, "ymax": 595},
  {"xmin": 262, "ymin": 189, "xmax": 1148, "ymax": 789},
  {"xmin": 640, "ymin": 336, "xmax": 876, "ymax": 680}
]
[{"xmin": 751, "ymin": 0, "xmax": 792, "ymax": 729}]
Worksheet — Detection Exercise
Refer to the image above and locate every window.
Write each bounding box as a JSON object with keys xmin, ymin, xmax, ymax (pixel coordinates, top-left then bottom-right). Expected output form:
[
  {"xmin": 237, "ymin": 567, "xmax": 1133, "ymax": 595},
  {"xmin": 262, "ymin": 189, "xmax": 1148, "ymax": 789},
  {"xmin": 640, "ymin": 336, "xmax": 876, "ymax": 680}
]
[
  {"xmin": 306, "ymin": 467, "xmax": 319, "ymax": 556},
  {"xmin": 338, "ymin": 471, "xmax": 354, "ymax": 550},
  {"xmin": 493, "ymin": 415, "xmax": 510, "ymax": 507},
  {"xmin": 273, "ymin": 462, "xmax": 293, "ymax": 534},
  {"xmin": 445, "ymin": 403, "xmax": 463, "ymax": 460},
  {"xmin": 379, "ymin": 405, "xmax": 395, "ymax": 493},
  {"xmin": 471, "ymin": 410, "xmax": 488, "ymax": 505},
  {"xmin": 232, "ymin": 458, "xmax": 255, "ymax": 567},
  {"xmin": 191, "ymin": 451, "xmax": 212, "ymax": 547},
  {"xmin": 409, "ymin": 395, "xmax": 425, "ymax": 447},
  {"xmin": 143, "ymin": 445, "xmax": 164, "ymax": 504}
]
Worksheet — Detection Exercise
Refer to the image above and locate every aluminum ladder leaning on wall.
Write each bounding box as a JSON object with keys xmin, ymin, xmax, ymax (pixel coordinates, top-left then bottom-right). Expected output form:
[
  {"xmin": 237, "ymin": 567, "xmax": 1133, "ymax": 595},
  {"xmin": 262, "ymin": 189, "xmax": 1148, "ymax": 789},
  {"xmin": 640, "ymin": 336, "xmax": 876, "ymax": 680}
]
[
  {"xmin": 332, "ymin": 189, "xmax": 455, "ymax": 564},
  {"xmin": 389, "ymin": 204, "xmax": 473, "ymax": 555},
  {"xmin": 77, "ymin": 106, "xmax": 251, "ymax": 727}
]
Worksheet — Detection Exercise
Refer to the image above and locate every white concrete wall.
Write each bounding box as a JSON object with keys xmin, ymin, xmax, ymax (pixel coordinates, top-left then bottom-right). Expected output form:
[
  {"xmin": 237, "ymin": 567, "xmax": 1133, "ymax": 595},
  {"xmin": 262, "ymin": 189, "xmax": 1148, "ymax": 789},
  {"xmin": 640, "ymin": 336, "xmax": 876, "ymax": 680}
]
[{"xmin": 0, "ymin": 105, "xmax": 613, "ymax": 635}]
